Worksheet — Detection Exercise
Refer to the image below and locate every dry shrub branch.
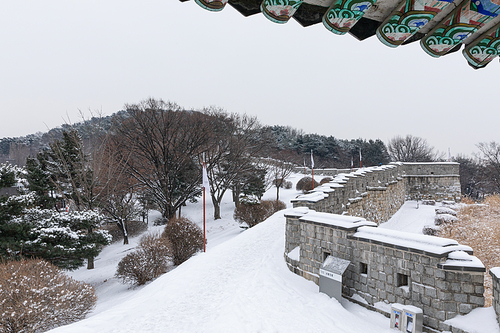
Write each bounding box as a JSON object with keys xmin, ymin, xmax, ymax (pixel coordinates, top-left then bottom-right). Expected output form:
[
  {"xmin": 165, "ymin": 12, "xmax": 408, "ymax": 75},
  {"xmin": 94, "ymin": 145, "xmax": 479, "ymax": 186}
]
[
  {"xmin": 0, "ymin": 259, "xmax": 96, "ymax": 333},
  {"xmin": 116, "ymin": 232, "xmax": 172, "ymax": 286},
  {"xmin": 234, "ymin": 199, "xmax": 286, "ymax": 228},
  {"xmin": 162, "ymin": 217, "xmax": 203, "ymax": 266},
  {"xmin": 438, "ymin": 195, "xmax": 500, "ymax": 306}
]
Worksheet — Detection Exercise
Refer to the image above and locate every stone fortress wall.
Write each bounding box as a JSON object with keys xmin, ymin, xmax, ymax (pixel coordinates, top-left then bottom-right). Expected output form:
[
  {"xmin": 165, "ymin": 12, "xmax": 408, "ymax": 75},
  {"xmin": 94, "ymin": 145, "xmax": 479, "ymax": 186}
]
[
  {"xmin": 285, "ymin": 163, "xmax": 490, "ymax": 332},
  {"xmin": 292, "ymin": 162, "xmax": 461, "ymax": 224}
]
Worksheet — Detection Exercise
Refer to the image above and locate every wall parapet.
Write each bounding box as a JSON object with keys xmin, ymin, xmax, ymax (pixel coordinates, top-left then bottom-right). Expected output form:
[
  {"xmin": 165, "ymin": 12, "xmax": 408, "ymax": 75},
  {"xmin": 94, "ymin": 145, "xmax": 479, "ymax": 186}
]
[
  {"xmin": 284, "ymin": 208, "xmax": 485, "ymax": 331},
  {"xmin": 490, "ymin": 268, "xmax": 500, "ymax": 326},
  {"xmin": 292, "ymin": 162, "xmax": 461, "ymax": 224}
]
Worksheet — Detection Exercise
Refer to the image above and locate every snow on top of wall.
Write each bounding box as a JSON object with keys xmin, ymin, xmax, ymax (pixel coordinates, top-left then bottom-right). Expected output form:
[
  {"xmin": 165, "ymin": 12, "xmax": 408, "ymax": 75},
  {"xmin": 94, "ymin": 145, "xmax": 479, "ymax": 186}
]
[
  {"xmin": 402, "ymin": 162, "xmax": 459, "ymax": 165},
  {"xmin": 490, "ymin": 267, "xmax": 500, "ymax": 279},
  {"xmin": 285, "ymin": 207, "xmax": 310, "ymax": 217},
  {"xmin": 353, "ymin": 226, "xmax": 473, "ymax": 256},
  {"xmin": 292, "ymin": 191, "xmax": 328, "ymax": 202},
  {"xmin": 440, "ymin": 251, "xmax": 485, "ymax": 269},
  {"xmin": 299, "ymin": 211, "xmax": 377, "ymax": 229},
  {"xmin": 311, "ymin": 184, "xmax": 335, "ymax": 193}
]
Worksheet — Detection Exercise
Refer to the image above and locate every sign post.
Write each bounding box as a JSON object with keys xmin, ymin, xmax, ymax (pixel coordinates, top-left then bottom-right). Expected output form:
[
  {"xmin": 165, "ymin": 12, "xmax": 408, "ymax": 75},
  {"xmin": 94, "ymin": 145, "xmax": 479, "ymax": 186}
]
[{"xmin": 319, "ymin": 256, "xmax": 350, "ymax": 303}]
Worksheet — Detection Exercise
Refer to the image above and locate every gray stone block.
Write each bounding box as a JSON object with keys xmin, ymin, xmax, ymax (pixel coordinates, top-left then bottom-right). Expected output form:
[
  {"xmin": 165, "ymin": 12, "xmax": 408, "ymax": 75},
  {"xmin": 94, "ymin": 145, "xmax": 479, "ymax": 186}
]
[
  {"xmin": 459, "ymin": 303, "xmax": 472, "ymax": 314},
  {"xmin": 425, "ymin": 286, "xmax": 437, "ymax": 298},
  {"xmin": 422, "ymin": 275, "xmax": 436, "ymax": 287},
  {"xmin": 443, "ymin": 302, "xmax": 457, "ymax": 312},
  {"xmin": 438, "ymin": 290, "xmax": 453, "ymax": 301},
  {"xmin": 412, "ymin": 282, "xmax": 424, "ymax": 294},
  {"xmin": 470, "ymin": 295, "xmax": 485, "ymax": 306},
  {"xmin": 436, "ymin": 280, "xmax": 450, "ymax": 291},
  {"xmin": 454, "ymin": 293, "xmax": 467, "ymax": 303}
]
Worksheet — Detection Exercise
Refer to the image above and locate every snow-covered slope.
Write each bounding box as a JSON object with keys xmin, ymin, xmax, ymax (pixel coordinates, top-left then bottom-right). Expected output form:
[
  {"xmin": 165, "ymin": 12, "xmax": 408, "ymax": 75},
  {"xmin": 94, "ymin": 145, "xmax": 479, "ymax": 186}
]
[
  {"xmin": 49, "ymin": 174, "xmax": 499, "ymax": 333},
  {"xmin": 50, "ymin": 209, "xmax": 392, "ymax": 333}
]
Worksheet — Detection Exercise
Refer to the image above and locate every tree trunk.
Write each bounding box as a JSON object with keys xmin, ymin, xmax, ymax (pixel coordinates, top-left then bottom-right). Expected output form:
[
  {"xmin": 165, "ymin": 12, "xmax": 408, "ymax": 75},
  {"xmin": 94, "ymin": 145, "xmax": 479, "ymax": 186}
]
[
  {"xmin": 87, "ymin": 256, "xmax": 94, "ymax": 269},
  {"xmin": 122, "ymin": 221, "xmax": 129, "ymax": 245},
  {"xmin": 117, "ymin": 220, "xmax": 129, "ymax": 245},
  {"xmin": 276, "ymin": 186, "xmax": 280, "ymax": 201},
  {"xmin": 162, "ymin": 205, "xmax": 176, "ymax": 220},
  {"xmin": 213, "ymin": 201, "xmax": 221, "ymax": 220}
]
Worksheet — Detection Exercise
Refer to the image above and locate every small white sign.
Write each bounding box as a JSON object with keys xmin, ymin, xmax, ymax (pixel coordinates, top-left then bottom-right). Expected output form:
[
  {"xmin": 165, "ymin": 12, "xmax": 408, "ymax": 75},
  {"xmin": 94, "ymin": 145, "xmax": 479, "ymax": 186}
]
[{"xmin": 319, "ymin": 269, "xmax": 342, "ymax": 282}]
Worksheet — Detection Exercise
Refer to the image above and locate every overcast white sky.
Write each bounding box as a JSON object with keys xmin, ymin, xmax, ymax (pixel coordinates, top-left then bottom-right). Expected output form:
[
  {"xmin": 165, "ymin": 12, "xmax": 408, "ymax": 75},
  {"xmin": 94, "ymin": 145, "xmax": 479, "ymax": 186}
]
[{"xmin": 0, "ymin": 0, "xmax": 498, "ymax": 157}]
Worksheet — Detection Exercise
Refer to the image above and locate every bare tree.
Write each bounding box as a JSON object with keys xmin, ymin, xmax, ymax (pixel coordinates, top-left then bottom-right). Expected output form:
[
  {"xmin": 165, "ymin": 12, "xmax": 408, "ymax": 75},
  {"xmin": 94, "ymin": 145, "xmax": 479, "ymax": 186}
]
[
  {"xmin": 387, "ymin": 135, "xmax": 443, "ymax": 162},
  {"xmin": 453, "ymin": 154, "xmax": 483, "ymax": 198},
  {"xmin": 477, "ymin": 142, "xmax": 500, "ymax": 193},
  {"xmin": 96, "ymin": 139, "xmax": 140, "ymax": 245},
  {"xmin": 201, "ymin": 108, "xmax": 263, "ymax": 219},
  {"xmin": 264, "ymin": 151, "xmax": 298, "ymax": 201},
  {"xmin": 113, "ymin": 98, "xmax": 212, "ymax": 220}
]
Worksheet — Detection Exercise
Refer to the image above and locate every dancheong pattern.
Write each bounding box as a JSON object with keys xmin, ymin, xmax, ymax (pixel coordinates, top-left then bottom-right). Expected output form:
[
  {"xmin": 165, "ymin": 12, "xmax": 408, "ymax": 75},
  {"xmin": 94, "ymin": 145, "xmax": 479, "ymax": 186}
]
[
  {"xmin": 322, "ymin": 0, "xmax": 377, "ymax": 35},
  {"xmin": 260, "ymin": 0, "xmax": 303, "ymax": 23},
  {"xmin": 191, "ymin": 0, "xmax": 500, "ymax": 69},
  {"xmin": 376, "ymin": 0, "xmax": 454, "ymax": 47},
  {"xmin": 463, "ymin": 22, "xmax": 500, "ymax": 68},
  {"xmin": 421, "ymin": 0, "xmax": 500, "ymax": 57},
  {"xmin": 194, "ymin": 0, "xmax": 229, "ymax": 11}
]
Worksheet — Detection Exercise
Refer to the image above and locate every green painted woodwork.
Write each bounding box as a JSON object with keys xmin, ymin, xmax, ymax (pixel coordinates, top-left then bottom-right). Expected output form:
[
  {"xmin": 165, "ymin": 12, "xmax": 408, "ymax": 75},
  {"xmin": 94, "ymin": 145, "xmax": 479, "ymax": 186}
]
[
  {"xmin": 421, "ymin": 0, "xmax": 500, "ymax": 57},
  {"xmin": 322, "ymin": 0, "xmax": 377, "ymax": 35},
  {"xmin": 261, "ymin": 0, "xmax": 304, "ymax": 23},
  {"xmin": 463, "ymin": 23, "xmax": 500, "ymax": 69},
  {"xmin": 376, "ymin": 0, "xmax": 454, "ymax": 48}
]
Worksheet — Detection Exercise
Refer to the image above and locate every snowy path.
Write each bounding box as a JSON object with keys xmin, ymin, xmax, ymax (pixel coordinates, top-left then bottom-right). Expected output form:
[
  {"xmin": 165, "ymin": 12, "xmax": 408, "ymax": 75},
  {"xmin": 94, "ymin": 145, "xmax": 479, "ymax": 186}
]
[
  {"xmin": 50, "ymin": 210, "xmax": 391, "ymax": 333},
  {"xmin": 379, "ymin": 201, "xmax": 436, "ymax": 234}
]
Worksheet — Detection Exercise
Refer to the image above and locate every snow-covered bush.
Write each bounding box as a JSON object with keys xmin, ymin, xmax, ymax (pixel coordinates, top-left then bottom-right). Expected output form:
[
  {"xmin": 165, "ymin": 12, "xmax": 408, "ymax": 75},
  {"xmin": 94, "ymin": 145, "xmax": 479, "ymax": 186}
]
[
  {"xmin": 21, "ymin": 209, "xmax": 112, "ymax": 270},
  {"xmin": 283, "ymin": 180, "xmax": 293, "ymax": 189},
  {"xmin": 295, "ymin": 177, "xmax": 319, "ymax": 193},
  {"xmin": 319, "ymin": 177, "xmax": 333, "ymax": 185},
  {"xmin": 0, "ymin": 258, "xmax": 96, "ymax": 333},
  {"xmin": 162, "ymin": 217, "xmax": 203, "ymax": 266},
  {"xmin": 116, "ymin": 232, "xmax": 172, "ymax": 286},
  {"xmin": 435, "ymin": 207, "xmax": 457, "ymax": 216},
  {"xmin": 422, "ymin": 225, "xmax": 439, "ymax": 235},
  {"xmin": 434, "ymin": 213, "xmax": 458, "ymax": 225},
  {"xmin": 234, "ymin": 199, "xmax": 286, "ymax": 228}
]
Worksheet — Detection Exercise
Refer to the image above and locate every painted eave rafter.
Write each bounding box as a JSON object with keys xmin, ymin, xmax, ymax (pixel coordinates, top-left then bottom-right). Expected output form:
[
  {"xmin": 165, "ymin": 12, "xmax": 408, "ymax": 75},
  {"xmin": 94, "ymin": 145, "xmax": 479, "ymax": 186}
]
[{"xmin": 183, "ymin": 0, "xmax": 500, "ymax": 69}]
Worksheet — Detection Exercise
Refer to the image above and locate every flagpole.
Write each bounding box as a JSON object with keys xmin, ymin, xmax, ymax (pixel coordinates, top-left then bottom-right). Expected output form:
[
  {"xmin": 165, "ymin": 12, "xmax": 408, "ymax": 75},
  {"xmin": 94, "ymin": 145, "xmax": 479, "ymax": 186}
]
[
  {"xmin": 203, "ymin": 185, "xmax": 206, "ymax": 253},
  {"xmin": 359, "ymin": 149, "xmax": 362, "ymax": 168},
  {"xmin": 203, "ymin": 153, "xmax": 206, "ymax": 253},
  {"xmin": 311, "ymin": 150, "xmax": 315, "ymax": 189}
]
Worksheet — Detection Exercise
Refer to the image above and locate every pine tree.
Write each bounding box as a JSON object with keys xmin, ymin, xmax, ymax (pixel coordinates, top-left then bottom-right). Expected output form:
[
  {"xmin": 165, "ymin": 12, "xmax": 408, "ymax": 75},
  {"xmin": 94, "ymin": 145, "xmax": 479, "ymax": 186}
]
[
  {"xmin": 0, "ymin": 163, "xmax": 34, "ymax": 259},
  {"xmin": 25, "ymin": 152, "xmax": 57, "ymax": 210}
]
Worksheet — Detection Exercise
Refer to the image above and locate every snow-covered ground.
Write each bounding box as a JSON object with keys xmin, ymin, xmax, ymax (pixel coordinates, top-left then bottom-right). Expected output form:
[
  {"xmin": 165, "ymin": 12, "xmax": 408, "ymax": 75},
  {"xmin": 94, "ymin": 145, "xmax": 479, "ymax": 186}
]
[{"xmin": 51, "ymin": 174, "xmax": 499, "ymax": 333}]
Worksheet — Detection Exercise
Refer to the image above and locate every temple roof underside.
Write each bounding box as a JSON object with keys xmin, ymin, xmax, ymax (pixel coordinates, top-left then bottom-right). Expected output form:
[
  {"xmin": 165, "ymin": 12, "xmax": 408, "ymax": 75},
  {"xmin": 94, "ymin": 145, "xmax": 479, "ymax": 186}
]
[{"xmin": 183, "ymin": 0, "xmax": 500, "ymax": 69}]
